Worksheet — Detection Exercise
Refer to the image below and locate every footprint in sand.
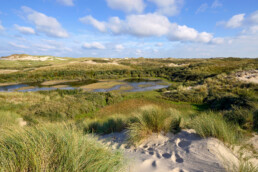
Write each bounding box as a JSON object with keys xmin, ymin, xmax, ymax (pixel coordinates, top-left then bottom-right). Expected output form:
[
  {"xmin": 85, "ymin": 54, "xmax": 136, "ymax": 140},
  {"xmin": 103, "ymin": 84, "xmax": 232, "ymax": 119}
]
[
  {"xmin": 178, "ymin": 140, "xmax": 191, "ymax": 148},
  {"xmin": 152, "ymin": 160, "xmax": 157, "ymax": 167},
  {"xmin": 171, "ymin": 152, "xmax": 184, "ymax": 163},
  {"xmin": 162, "ymin": 153, "xmax": 172, "ymax": 159}
]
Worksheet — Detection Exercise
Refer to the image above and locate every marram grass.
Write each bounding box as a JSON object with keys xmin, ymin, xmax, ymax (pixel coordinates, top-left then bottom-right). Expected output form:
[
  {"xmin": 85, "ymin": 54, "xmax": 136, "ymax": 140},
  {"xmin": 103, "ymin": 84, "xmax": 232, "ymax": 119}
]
[
  {"xmin": 127, "ymin": 106, "xmax": 181, "ymax": 144},
  {"xmin": 0, "ymin": 123, "xmax": 124, "ymax": 172},
  {"xmin": 190, "ymin": 112, "xmax": 243, "ymax": 144}
]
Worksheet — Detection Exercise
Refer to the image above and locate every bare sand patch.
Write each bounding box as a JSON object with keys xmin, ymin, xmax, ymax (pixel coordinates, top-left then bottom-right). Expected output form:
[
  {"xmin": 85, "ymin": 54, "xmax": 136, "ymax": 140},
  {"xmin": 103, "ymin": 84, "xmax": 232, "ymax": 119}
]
[
  {"xmin": 0, "ymin": 70, "xmax": 19, "ymax": 74},
  {"xmin": 99, "ymin": 129, "xmax": 248, "ymax": 172},
  {"xmin": 167, "ymin": 63, "xmax": 189, "ymax": 67},
  {"xmin": 0, "ymin": 82, "xmax": 19, "ymax": 86},
  {"xmin": 41, "ymin": 80, "xmax": 78, "ymax": 86},
  {"xmin": 236, "ymin": 70, "xmax": 258, "ymax": 84},
  {"xmin": 16, "ymin": 118, "xmax": 27, "ymax": 127}
]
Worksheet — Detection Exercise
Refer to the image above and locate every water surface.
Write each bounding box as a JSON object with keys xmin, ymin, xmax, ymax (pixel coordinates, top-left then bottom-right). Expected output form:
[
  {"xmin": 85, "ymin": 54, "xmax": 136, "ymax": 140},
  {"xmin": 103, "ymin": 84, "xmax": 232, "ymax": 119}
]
[{"xmin": 0, "ymin": 79, "xmax": 169, "ymax": 92}]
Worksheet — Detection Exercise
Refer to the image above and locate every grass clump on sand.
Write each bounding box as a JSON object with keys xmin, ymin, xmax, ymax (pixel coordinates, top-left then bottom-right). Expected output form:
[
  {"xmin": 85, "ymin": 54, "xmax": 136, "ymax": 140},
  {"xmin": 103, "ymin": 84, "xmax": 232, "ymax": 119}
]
[
  {"xmin": 128, "ymin": 106, "xmax": 181, "ymax": 144},
  {"xmin": 190, "ymin": 112, "xmax": 243, "ymax": 144},
  {"xmin": 0, "ymin": 124, "xmax": 124, "ymax": 172}
]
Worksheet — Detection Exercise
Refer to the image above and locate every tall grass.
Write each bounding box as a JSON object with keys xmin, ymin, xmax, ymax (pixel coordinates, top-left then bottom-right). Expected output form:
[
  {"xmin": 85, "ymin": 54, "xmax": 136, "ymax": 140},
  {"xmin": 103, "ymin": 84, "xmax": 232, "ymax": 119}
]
[
  {"xmin": 0, "ymin": 110, "xmax": 20, "ymax": 127},
  {"xmin": 127, "ymin": 106, "xmax": 181, "ymax": 144},
  {"xmin": 190, "ymin": 112, "xmax": 243, "ymax": 144},
  {"xmin": 0, "ymin": 124, "xmax": 124, "ymax": 172}
]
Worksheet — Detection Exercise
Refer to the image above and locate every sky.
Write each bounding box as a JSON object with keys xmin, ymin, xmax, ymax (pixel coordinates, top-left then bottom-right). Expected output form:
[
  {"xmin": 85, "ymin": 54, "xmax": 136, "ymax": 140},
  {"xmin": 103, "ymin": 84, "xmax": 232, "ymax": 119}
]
[{"xmin": 0, "ymin": 0, "xmax": 258, "ymax": 58}]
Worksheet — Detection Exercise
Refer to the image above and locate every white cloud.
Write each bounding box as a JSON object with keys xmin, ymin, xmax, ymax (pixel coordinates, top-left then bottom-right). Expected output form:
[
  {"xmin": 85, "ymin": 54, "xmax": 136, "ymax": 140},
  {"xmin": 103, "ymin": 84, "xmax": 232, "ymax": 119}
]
[
  {"xmin": 14, "ymin": 24, "xmax": 35, "ymax": 35},
  {"xmin": 211, "ymin": 37, "xmax": 224, "ymax": 44},
  {"xmin": 212, "ymin": 0, "xmax": 222, "ymax": 8},
  {"xmin": 106, "ymin": 0, "xmax": 145, "ymax": 13},
  {"xmin": 225, "ymin": 13, "xmax": 245, "ymax": 28},
  {"xmin": 155, "ymin": 42, "xmax": 163, "ymax": 47},
  {"xmin": 148, "ymin": 0, "xmax": 184, "ymax": 16},
  {"xmin": 0, "ymin": 20, "xmax": 4, "ymax": 31},
  {"xmin": 115, "ymin": 44, "xmax": 124, "ymax": 51},
  {"xmin": 196, "ymin": 3, "xmax": 208, "ymax": 14},
  {"xmin": 82, "ymin": 42, "xmax": 106, "ymax": 49},
  {"xmin": 219, "ymin": 11, "xmax": 258, "ymax": 35},
  {"xmin": 79, "ymin": 15, "xmax": 106, "ymax": 32},
  {"xmin": 81, "ymin": 13, "xmax": 214, "ymax": 43},
  {"xmin": 136, "ymin": 49, "xmax": 143, "ymax": 55},
  {"xmin": 9, "ymin": 42, "xmax": 28, "ymax": 49},
  {"xmin": 22, "ymin": 6, "xmax": 69, "ymax": 38},
  {"xmin": 57, "ymin": 0, "xmax": 74, "ymax": 6},
  {"xmin": 126, "ymin": 14, "xmax": 171, "ymax": 37}
]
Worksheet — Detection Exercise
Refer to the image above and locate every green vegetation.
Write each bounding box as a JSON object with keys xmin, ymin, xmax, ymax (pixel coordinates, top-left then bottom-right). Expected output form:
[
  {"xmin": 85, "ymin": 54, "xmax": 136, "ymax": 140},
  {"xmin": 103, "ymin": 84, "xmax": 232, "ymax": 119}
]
[
  {"xmin": 127, "ymin": 106, "xmax": 181, "ymax": 144},
  {"xmin": 0, "ymin": 55, "xmax": 257, "ymax": 170},
  {"xmin": 189, "ymin": 112, "xmax": 242, "ymax": 144},
  {"xmin": 0, "ymin": 124, "xmax": 124, "ymax": 171}
]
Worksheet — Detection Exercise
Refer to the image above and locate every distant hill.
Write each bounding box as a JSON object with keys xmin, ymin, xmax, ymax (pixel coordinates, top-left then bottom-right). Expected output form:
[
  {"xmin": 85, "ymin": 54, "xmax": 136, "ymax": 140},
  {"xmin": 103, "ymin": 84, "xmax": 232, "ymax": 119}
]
[{"xmin": 1, "ymin": 54, "xmax": 67, "ymax": 61}]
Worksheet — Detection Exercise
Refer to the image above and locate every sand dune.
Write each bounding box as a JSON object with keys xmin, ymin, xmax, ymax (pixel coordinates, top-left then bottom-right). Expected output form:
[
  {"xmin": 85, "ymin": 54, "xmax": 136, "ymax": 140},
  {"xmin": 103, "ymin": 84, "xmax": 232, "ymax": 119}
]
[{"xmin": 100, "ymin": 129, "xmax": 239, "ymax": 172}]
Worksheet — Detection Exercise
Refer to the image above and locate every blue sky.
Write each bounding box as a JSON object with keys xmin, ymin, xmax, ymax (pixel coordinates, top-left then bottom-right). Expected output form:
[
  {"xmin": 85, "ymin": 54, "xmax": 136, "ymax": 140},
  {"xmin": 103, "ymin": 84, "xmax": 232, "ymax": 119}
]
[{"xmin": 0, "ymin": 0, "xmax": 258, "ymax": 58}]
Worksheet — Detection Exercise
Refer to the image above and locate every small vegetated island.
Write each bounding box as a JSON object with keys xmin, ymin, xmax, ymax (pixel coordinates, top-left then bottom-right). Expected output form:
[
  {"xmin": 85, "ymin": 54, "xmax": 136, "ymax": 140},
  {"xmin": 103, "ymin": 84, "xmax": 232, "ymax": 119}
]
[{"xmin": 0, "ymin": 54, "xmax": 257, "ymax": 172}]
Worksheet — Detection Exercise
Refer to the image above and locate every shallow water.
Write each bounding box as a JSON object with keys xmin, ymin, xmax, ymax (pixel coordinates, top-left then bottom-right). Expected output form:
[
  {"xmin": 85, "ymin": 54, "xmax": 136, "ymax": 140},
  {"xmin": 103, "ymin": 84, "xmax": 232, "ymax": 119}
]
[{"xmin": 0, "ymin": 79, "xmax": 169, "ymax": 92}]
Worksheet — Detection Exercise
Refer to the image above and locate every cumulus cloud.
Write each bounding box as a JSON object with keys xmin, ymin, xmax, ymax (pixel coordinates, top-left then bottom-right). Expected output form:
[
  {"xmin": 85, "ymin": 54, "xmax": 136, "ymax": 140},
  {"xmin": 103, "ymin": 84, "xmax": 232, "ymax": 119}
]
[
  {"xmin": 14, "ymin": 24, "xmax": 35, "ymax": 35},
  {"xmin": 82, "ymin": 42, "xmax": 106, "ymax": 49},
  {"xmin": 148, "ymin": 0, "xmax": 184, "ymax": 16},
  {"xmin": 224, "ymin": 14, "xmax": 245, "ymax": 28},
  {"xmin": 106, "ymin": 0, "xmax": 145, "ymax": 13},
  {"xmin": 81, "ymin": 13, "xmax": 214, "ymax": 43},
  {"xmin": 115, "ymin": 44, "xmax": 124, "ymax": 51},
  {"xmin": 79, "ymin": 15, "xmax": 106, "ymax": 32},
  {"xmin": 0, "ymin": 20, "xmax": 4, "ymax": 31},
  {"xmin": 212, "ymin": 0, "xmax": 222, "ymax": 8},
  {"xmin": 57, "ymin": 0, "xmax": 74, "ymax": 6},
  {"xmin": 22, "ymin": 6, "xmax": 69, "ymax": 38},
  {"xmin": 219, "ymin": 11, "xmax": 258, "ymax": 35}
]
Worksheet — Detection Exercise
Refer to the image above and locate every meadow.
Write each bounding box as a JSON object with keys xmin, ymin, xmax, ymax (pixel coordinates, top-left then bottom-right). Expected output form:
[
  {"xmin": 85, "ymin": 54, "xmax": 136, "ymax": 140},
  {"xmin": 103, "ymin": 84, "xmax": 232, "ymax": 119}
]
[{"xmin": 0, "ymin": 55, "xmax": 257, "ymax": 171}]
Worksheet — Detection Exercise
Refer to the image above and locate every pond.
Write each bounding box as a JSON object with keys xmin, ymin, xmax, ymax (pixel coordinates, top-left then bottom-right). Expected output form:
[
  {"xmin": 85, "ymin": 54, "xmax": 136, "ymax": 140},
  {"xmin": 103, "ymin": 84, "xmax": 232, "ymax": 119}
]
[{"xmin": 0, "ymin": 79, "xmax": 170, "ymax": 93}]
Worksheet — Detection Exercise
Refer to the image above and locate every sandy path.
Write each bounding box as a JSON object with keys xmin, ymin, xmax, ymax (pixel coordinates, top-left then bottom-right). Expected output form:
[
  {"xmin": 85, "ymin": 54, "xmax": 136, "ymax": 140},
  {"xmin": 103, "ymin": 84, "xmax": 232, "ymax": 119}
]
[{"xmin": 100, "ymin": 129, "xmax": 239, "ymax": 172}]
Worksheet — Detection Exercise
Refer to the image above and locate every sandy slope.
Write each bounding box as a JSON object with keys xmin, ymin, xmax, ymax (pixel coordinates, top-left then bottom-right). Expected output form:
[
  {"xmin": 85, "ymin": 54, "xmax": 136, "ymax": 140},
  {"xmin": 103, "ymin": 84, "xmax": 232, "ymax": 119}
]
[
  {"xmin": 100, "ymin": 129, "xmax": 239, "ymax": 172},
  {"xmin": 236, "ymin": 70, "xmax": 258, "ymax": 84}
]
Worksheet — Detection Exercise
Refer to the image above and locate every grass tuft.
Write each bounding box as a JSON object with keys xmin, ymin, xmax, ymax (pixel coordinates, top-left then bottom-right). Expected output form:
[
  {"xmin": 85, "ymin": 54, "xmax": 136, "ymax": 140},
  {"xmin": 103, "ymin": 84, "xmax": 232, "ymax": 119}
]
[
  {"xmin": 127, "ymin": 106, "xmax": 181, "ymax": 144},
  {"xmin": 190, "ymin": 112, "xmax": 243, "ymax": 144},
  {"xmin": 0, "ymin": 124, "xmax": 124, "ymax": 172}
]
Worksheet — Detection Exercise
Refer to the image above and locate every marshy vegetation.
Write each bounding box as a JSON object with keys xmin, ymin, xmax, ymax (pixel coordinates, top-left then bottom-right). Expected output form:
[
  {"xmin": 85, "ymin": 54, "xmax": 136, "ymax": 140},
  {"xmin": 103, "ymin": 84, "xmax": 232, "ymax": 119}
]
[{"xmin": 0, "ymin": 55, "xmax": 257, "ymax": 171}]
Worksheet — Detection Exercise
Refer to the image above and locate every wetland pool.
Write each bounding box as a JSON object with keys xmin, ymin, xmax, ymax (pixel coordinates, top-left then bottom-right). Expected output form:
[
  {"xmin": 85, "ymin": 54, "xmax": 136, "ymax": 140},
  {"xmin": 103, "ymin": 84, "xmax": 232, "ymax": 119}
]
[{"xmin": 0, "ymin": 79, "xmax": 170, "ymax": 93}]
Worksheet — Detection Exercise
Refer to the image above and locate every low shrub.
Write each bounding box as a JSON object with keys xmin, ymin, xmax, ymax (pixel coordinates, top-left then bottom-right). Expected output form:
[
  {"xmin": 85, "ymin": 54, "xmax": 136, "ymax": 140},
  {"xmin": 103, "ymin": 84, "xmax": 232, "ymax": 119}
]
[{"xmin": 223, "ymin": 107, "xmax": 254, "ymax": 130}]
